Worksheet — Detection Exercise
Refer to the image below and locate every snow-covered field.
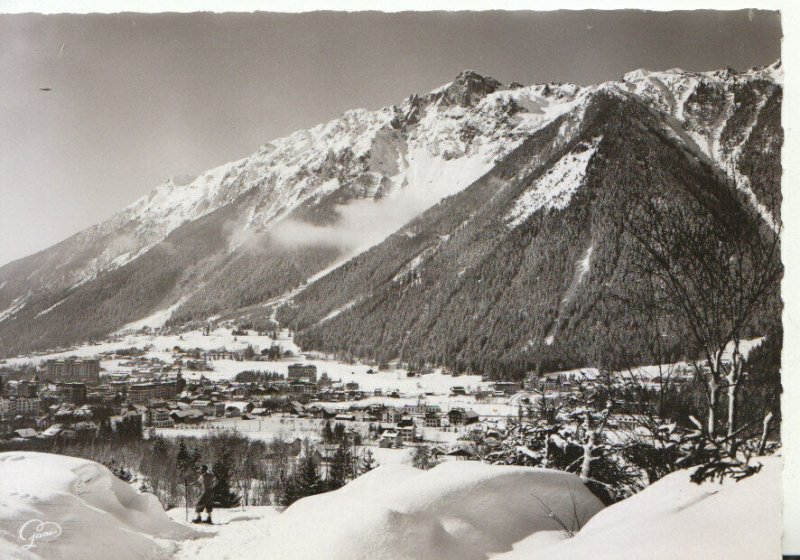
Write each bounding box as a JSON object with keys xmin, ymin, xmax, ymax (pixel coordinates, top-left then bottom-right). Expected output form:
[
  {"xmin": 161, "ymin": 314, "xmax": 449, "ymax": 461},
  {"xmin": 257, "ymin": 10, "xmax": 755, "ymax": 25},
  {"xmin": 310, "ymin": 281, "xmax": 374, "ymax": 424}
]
[
  {"xmin": 5, "ymin": 326, "xmax": 762, "ymax": 386},
  {"xmin": 155, "ymin": 415, "xmax": 329, "ymax": 443},
  {"xmin": 250, "ymin": 461, "xmax": 605, "ymax": 560},
  {"xmin": 3, "ymin": 327, "xmax": 483, "ymax": 391},
  {"xmin": 0, "ymin": 451, "xmax": 780, "ymax": 560},
  {"xmin": 2, "ymin": 328, "xmax": 300, "ymax": 369}
]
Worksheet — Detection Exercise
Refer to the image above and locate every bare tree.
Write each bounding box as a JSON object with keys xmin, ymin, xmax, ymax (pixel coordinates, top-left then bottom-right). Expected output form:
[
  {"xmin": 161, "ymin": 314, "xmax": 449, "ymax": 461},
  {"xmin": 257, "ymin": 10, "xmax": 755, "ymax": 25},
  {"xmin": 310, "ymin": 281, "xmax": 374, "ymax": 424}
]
[{"xmin": 622, "ymin": 170, "xmax": 781, "ymax": 447}]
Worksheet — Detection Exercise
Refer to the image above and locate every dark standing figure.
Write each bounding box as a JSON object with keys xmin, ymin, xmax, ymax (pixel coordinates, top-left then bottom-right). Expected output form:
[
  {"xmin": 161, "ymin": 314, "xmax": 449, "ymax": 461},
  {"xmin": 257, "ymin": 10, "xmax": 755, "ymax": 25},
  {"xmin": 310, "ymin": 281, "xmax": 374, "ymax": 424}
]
[{"xmin": 188, "ymin": 464, "xmax": 217, "ymax": 524}]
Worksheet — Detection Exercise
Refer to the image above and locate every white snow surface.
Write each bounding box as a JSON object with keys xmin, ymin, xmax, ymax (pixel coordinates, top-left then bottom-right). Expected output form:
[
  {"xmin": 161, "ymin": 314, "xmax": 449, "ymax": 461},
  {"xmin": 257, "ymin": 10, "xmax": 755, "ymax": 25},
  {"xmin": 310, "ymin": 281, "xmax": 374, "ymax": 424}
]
[
  {"xmin": 167, "ymin": 507, "xmax": 281, "ymax": 560},
  {"xmin": 497, "ymin": 455, "xmax": 782, "ymax": 560},
  {"xmin": 168, "ymin": 456, "xmax": 779, "ymax": 560},
  {"xmin": 0, "ymin": 452, "xmax": 197, "ymax": 560},
  {"xmin": 0, "ymin": 452, "xmax": 780, "ymax": 560},
  {"xmin": 0, "ymin": 297, "xmax": 27, "ymax": 324},
  {"xmin": 577, "ymin": 245, "xmax": 593, "ymax": 282},
  {"xmin": 507, "ymin": 137, "xmax": 601, "ymax": 227},
  {"xmin": 34, "ymin": 297, "xmax": 69, "ymax": 318},
  {"xmin": 4, "ymin": 328, "xmax": 300, "ymax": 368},
  {"xmin": 116, "ymin": 297, "xmax": 188, "ymax": 333},
  {"xmin": 175, "ymin": 462, "xmax": 604, "ymax": 560}
]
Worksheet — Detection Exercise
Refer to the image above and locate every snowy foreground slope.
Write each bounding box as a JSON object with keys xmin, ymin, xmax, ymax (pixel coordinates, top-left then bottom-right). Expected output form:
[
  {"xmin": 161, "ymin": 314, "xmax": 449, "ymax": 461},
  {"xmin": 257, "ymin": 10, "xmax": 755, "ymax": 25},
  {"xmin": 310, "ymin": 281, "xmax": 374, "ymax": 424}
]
[
  {"xmin": 0, "ymin": 452, "xmax": 196, "ymax": 560},
  {"xmin": 499, "ymin": 455, "xmax": 783, "ymax": 560},
  {"xmin": 0, "ymin": 452, "xmax": 781, "ymax": 559},
  {"xmin": 172, "ymin": 457, "xmax": 782, "ymax": 560}
]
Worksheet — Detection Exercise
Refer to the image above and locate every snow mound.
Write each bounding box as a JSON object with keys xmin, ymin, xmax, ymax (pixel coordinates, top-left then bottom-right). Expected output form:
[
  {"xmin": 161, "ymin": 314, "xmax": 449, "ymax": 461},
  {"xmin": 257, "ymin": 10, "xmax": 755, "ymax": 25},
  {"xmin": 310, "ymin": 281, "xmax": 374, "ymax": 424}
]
[
  {"xmin": 264, "ymin": 461, "xmax": 604, "ymax": 560},
  {"xmin": 498, "ymin": 455, "xmax": 782, "ymax": 560},
  {"xmin": 0, "ymin": 452, "xmax": 197, "ymax": 560}
]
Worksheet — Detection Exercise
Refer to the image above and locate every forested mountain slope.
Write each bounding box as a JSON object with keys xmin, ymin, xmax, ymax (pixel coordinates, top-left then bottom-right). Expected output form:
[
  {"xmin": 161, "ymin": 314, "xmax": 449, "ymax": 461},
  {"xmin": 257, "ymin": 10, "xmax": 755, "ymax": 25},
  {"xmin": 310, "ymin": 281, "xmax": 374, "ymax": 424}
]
[{"xmin": 277, "ymin": 87, "xmax": 781, "ymax": 376}]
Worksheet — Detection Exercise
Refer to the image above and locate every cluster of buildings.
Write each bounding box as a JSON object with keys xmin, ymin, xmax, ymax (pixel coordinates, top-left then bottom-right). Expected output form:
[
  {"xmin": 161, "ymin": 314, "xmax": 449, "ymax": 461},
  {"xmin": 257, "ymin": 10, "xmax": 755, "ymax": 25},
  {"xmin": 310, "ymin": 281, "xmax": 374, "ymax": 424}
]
[
  {"xmin": 272, "ymin": 398, "xmax": 483, "ymax": 449},
  {"xmin": 0, "ymin": 358, "xmax": 106, "ymax": 435},
  {"xmin": 45, "ymin": 358, "xmax": 100, "ymax": 382},
  {"xmin": 127, "ymin": 379, "xmax": 180, "ymax": 404},
  {"xmin": 0, "ymin": 350, "xmax": 530, "ymax": 444},
  {"xmin": 0, "ymin": 360, "xmax": 148, "ymax": 441},
  {"xmin": 0, "ymin": 355, "xmax": 178, "ymax": 437}
]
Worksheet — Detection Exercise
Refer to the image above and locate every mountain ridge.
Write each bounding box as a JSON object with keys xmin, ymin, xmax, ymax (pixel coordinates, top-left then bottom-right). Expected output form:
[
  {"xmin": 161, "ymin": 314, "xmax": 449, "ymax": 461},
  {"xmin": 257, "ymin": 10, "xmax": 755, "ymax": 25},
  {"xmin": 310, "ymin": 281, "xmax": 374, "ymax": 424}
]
[{"xmin": 0, "ymin": 62, "xmax": 782, "ymax": 364}]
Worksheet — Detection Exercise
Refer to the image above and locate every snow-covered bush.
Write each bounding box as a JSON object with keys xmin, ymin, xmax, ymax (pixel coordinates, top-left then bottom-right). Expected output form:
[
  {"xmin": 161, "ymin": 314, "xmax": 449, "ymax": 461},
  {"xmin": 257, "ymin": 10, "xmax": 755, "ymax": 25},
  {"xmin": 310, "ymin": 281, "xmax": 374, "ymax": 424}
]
[{"xmin": 487, "ymin": 377, "xmax": 641, "ymax": 503}]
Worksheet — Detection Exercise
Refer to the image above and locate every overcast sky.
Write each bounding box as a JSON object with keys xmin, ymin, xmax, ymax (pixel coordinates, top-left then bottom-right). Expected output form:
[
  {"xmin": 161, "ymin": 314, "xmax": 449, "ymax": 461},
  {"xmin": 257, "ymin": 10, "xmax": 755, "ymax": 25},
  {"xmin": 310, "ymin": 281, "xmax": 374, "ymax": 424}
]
[{"xmin": 0, "ymin": 9, "xmax": 781, "ymax": 266}]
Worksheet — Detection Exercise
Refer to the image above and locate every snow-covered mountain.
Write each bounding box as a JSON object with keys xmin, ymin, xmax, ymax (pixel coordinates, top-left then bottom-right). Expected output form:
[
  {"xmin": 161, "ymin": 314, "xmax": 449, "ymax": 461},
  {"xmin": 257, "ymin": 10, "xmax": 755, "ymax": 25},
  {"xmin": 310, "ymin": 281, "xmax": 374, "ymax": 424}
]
[
  {"xmin": 35, "ymin": 70, "xmax": 588, "ymax": 289},
  {"xmin": 0, "ymin": 62, "xmax": 782, "ymax": 361}
]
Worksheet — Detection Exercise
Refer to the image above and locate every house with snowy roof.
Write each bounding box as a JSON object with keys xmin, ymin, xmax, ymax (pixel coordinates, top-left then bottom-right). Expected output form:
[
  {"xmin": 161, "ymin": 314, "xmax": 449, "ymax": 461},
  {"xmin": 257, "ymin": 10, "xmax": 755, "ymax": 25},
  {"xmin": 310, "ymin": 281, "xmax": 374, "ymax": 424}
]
[
  {"xmin": 379, "ymin": 430, "xmax": 402, "ymax": 448},
  {"xmin": 448, "ymin": 408, "xmax": 480, "ymax": 426},
  {"xmin": 282, "ymin": 401, "xmax": 307, "ymax": 417},
  {"xmin": 40, "ymin": 425, "xmax": 63, "ymax": 438},
  {"xmin": 169, "ymin": 409, "xmax": 204, "ymax": 423},
  {"xmin": 13, "ymin": 428, "xmax": 38, "ymax": 439}
]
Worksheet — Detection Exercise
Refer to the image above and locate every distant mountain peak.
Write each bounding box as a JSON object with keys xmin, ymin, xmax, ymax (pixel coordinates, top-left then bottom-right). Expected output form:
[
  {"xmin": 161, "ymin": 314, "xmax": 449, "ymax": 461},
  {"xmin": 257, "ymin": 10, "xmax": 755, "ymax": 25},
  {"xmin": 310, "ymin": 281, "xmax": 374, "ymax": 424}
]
[
  {"xmin": 452, "ymin": 69, "xmax": 495, "ymax": 83},
  {"xmin": 620, "ymin": 60, "xmax": 782, "ymax": 86},
  {"xmin": 434, "ymin": 69, "xmax": 503, "ymax": 107}
]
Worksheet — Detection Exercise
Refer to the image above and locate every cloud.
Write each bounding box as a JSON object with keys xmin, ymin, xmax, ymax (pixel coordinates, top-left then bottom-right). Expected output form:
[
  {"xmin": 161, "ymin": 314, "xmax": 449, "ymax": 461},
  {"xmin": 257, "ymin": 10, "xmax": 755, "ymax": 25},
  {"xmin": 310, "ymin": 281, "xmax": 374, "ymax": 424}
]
[
  {"xmin": 226, "ymin": 222, "xmax": 264, "ymax": 251},
  {"xmin": 106, "ymin": 232, "xmax": 139, "ymax": 255},
  {"xmin": 268, "ymin": 188, "xmax": 442, "ymax": 253}
]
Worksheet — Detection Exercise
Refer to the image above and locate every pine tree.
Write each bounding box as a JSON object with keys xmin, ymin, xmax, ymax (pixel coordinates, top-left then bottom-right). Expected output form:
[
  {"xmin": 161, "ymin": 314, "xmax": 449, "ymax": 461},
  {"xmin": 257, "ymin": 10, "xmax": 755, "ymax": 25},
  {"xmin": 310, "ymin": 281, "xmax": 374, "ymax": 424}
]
[
  {"xmin": 212, "ymin": 447, "xmax": 241, "ymax": 508},
  {"xmin": 333, "ymin": 422, "xmax": 346, "ymax": 443},
  {"xmin": 359, "ymin": 448, "xmax": 378, "ymax": 474},
  {"xmin": 189, "ymin": 447, "xmax": 202, "ymax": 467},
  {"xmin": 98, "ymin": 419, "xmax": 113, "ymax": 441},
  {"xmin": 412, "ymin": 445, "xmax": 438, "ymax": 470},
  {"xmin": 152, "ymin": 436, "xmax": 169, "ymax": 458},
  {"xmin": 328, "ymin": 441, "xmax": 353, "ymax": 489},
  {"xmin": 322, "ymin": 421, "xmax": 334, "ymax": 444},
  {"xmin": 280, "ymin": 454, "xmax": 324, "ymax": 507},
  {"xmin": 278, "ymin": 474, "xmax": 300, "ymax": 507},
  {"xmin": 296, "ymin": 453, "xmax": 323, "ymax": 496},
  {"xmin": 176, "ymin": 440, "xmax": 192, "ymax": 472}
]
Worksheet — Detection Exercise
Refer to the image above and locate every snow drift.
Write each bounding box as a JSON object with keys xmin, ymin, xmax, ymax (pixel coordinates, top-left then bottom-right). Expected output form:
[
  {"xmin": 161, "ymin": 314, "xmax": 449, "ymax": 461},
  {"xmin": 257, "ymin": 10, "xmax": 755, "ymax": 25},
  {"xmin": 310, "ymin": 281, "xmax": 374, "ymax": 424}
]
[
  {"xmin": 0, "ymin": 452, "xmax": 197, "ymax": 560},
  {"xmin": 497, "ymin": 455, "xmax": 783, "ymax": 560},
  {"xmin": 262, "ymin": 461, "xmax": 605, "ymax": 560},
  {"xmin": 0, "ymin": 453, "xmax": 782, "ymax": 560}
]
